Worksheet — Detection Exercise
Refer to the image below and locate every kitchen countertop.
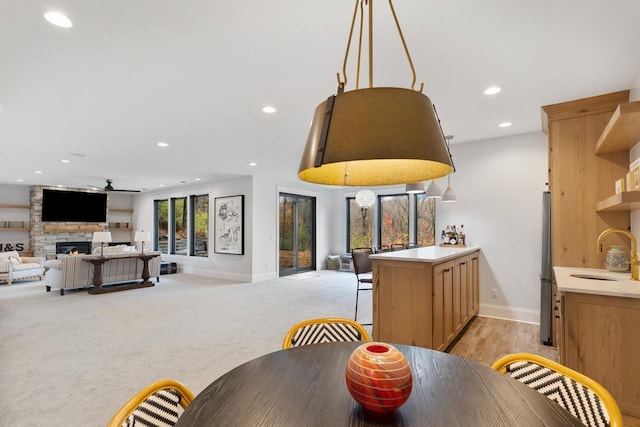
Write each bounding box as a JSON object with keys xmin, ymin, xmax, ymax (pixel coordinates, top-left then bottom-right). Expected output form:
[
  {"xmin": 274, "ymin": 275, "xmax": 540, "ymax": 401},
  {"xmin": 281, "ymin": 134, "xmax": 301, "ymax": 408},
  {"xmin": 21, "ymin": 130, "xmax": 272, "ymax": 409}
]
[
  {"xmin": 369, "ymin": 245, "xmax": 480, "ymax": 263},
  {"xmin": 554, "ymin": 266, "xmax": 640, "ymax": 298}
]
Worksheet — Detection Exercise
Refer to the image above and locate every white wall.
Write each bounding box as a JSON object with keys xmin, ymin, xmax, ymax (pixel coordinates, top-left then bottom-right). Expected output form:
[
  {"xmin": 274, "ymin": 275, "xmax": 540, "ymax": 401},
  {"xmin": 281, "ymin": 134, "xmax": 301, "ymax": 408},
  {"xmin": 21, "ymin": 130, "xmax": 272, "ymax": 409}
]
[
  {"xmin": 436, "ymin": 131, "xmax": 548, "ymax": 323},
  {"xmin": 132, "ymin": 176, "xmax": 254, "ymax": 282},
  {"xmin": 131, "ymin": 175, "xmax": 336, "ymax": 283}
]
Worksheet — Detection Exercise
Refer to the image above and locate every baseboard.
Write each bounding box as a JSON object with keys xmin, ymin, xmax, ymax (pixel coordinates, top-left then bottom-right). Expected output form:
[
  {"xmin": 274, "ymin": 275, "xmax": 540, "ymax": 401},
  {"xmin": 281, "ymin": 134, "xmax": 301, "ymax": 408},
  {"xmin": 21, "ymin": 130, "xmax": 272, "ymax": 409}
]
[
  {"xmin": 479, "ymin": 303, "xmax": 540, "ymax": 324},
  {"xmin": 251, "ymin": 272, "xmax": 278, "ymax": 282},
  {"xmin": 175, "ymin": 265, "xmax": 252, "ymax": 283}
]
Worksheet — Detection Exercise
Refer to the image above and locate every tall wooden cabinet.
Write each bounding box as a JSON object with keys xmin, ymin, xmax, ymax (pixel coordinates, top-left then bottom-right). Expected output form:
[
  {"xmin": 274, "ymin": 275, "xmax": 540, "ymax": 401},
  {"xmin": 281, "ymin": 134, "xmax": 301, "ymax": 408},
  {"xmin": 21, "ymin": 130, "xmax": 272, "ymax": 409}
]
[
  {"xmin": 542, "ymin": 90, "xmax": 631, "ymax": 270},
  {"xmin": 546, "ymin": 93, "xmax": 640, "ymax": 421}
]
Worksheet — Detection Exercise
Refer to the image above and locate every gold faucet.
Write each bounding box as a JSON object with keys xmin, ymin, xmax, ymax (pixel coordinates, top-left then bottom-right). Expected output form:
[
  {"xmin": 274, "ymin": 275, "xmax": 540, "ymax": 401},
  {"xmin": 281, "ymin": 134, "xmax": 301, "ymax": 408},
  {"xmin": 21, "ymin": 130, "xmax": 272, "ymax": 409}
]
[{"xmin": 596, "ymin": 228, "xmax": 639, "ymax": 280}]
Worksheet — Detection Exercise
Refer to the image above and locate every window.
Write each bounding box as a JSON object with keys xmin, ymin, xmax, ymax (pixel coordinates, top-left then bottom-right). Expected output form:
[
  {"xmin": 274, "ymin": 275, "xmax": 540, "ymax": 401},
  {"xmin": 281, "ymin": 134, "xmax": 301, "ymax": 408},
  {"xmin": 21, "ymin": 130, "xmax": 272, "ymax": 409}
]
[
  {"xmin": 172, "ymin": 197, "xmax": 188, "ymax": 255},
  {"xmin": 378, "ymin": 194, "xmax": 409, "ymax": 247},
  {"xmin": 279, "ymin": 193, "xmax": 316, "ymax": 276},
  {"xmin": 190, "ymin": 194, "xmax": 209, "ymax": 257},
  {"xmin": 346, "ymin": 197, "xmax": 374, "ymax": 251},
  {"xmin": 415, "ymin": 194, "xmax": 436, "ymax": 246},
  {"xmin": 154, "ymin": 200, "xmax": 169, "ymax": 254}
]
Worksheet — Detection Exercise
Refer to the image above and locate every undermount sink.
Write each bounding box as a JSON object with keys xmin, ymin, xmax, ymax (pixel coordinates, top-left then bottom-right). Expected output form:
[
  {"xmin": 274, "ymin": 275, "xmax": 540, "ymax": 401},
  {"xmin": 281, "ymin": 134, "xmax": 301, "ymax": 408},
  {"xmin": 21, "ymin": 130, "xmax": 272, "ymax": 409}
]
[{"xmin": 569, "ymin": 273, "xmax": 620, "ymax": 281}]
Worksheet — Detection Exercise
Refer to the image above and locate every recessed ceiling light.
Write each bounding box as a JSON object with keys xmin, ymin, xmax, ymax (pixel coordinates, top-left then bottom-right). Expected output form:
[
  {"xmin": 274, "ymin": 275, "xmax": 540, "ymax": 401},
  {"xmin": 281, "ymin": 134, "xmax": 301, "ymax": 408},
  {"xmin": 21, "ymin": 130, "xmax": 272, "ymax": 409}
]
[
  {"xmin": 69, "ymin": 152, "xmax": 86, "ymax": 157},
  {"xmin": 499, "ymin": 121, "xmax": 512, "ymax": 128},
  {"xmin": 57, "ymin": 184, "xmax": 64, "ymax": 187},
  {"xmin": 44, "ymin": 11, "xmax": 73, "ymax": 28},
  {"xmin": 157, "ymin": 142, "xmax": 169, "ymax": 148},
  {"xmin": 34, "ymin": 170, "xmax": 43, "ymax": 174},
  {"xmin": 194, "ymin": 178, "xmax": 201, "ymax": 181},
  {"xmin": 249, "ymin": 162, "xmax": 257, "ymax": 166},
  {"xmin": 262, "ymin": 106, "xmax": 277, "ymax": 114},
  {"xmin": 16, "ymin": 179, "xmax": 24, "ymax": 182},
  {"xmin": 60, "ymin": 159, "xmax": 71, "ymax": 163},
  {"xmin": 159, "ymin": 184, "xmax": 165, "ymax": 187},
  {"xmin": 484, "ymin": 86, "xmax": 502, "ymax": 95}
]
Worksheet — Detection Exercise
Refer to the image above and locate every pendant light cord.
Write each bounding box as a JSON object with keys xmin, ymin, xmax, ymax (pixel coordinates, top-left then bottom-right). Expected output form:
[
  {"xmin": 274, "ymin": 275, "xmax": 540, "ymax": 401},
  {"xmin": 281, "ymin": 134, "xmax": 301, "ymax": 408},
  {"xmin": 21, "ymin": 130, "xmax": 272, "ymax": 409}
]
[{"xmin": 338, "ymin": 0, "xmax": 423, "ymax": 93}]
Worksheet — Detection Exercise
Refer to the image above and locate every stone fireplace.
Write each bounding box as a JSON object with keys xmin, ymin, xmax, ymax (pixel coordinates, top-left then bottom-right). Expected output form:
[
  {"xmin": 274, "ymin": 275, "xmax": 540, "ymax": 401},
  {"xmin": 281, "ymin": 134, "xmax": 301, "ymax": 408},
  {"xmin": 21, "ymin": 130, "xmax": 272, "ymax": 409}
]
[{"xmin": 29, "ymin": 186, "xmax": 107, "ymax": 259}]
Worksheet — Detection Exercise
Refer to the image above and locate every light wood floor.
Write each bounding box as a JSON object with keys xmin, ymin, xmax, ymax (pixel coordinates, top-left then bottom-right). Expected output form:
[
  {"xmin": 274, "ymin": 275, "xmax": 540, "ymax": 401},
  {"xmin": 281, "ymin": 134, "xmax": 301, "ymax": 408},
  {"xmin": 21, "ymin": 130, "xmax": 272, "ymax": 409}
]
[
  {"xmin": 447, "ymin": 316, "xmax": 558, "ymax": 366},
  {"xmin": 449, "ymin": 316, "xmax": 640, "ymax": 427}
]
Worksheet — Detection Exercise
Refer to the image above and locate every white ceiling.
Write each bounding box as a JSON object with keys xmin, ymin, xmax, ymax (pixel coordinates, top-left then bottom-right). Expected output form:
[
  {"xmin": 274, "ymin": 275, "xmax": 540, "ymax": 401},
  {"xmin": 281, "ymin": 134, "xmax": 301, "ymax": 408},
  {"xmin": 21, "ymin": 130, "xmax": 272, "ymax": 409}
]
[{"xmin": 1, "ymin": 0, "xmax": 640, "ymax": 192}]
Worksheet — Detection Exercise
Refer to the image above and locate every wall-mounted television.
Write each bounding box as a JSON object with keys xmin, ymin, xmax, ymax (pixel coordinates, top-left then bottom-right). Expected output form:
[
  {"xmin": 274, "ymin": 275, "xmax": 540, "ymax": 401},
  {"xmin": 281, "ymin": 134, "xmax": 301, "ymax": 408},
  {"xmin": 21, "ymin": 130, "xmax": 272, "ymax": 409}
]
[{"xmin": 42, "ymin": 189, "xmax": 108, "ymax": 222}]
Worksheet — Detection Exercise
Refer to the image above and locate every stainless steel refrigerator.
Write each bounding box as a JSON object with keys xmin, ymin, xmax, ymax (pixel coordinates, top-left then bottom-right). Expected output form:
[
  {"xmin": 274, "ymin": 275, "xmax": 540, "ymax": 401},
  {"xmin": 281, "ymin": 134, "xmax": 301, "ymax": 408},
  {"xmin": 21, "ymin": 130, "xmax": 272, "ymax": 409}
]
[{"xmin": 540, "ymin": 191, "xmax": 553, "ymax": 345}]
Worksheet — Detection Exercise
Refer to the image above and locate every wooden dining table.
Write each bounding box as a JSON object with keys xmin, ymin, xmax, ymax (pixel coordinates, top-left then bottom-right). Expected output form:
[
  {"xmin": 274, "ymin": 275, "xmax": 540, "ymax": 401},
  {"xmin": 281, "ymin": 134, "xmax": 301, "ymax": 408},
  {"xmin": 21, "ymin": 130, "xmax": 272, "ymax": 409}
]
[{"xmin": 175, "ymin": 341, "xmax": 582, "ymax": 426}]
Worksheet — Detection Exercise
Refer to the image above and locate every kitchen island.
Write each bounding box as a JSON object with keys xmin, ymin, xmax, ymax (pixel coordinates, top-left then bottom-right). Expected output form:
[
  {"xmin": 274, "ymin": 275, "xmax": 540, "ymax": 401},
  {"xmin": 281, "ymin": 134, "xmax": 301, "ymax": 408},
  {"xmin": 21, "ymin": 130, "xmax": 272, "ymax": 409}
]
[
  {"xmin": 370, "ymin": 246, "xmax": 480, "ymax": 350},
  {"xmin": 554, "ymin": 266, "xmax": 640, "ymax": 418}
]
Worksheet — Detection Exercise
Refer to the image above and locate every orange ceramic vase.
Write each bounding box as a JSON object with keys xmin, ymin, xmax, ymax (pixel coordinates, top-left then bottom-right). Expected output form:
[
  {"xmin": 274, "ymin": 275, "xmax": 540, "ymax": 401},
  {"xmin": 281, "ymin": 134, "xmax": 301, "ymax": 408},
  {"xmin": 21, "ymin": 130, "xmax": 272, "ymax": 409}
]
[{"xmin": 345, "ymin": 342, "xmax": 413, "ymax": 412}]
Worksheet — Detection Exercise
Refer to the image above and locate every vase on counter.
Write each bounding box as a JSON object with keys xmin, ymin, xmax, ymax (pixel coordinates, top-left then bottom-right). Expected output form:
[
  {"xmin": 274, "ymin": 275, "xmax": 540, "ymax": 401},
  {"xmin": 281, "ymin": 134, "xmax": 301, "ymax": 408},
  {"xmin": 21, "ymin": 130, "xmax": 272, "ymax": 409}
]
[{"xmin": 605, "ymin": 245, "xmax": 629, "ymax": 272}]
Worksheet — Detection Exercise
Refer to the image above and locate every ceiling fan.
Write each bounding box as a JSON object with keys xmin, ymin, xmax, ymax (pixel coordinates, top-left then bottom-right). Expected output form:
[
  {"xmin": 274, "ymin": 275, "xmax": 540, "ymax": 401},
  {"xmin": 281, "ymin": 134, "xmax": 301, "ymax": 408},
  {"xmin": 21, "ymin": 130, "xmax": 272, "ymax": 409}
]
[{"xmin": 89, "ymin": 179, "xmax": 140, "ymax": 193}]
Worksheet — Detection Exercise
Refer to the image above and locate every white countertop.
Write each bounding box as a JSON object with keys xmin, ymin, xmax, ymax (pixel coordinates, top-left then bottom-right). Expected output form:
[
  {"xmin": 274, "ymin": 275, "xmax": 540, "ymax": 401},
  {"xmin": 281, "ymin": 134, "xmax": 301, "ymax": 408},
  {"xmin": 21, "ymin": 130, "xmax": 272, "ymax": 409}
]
[
  {"xmin": 369, "ymin": 246, "xmax": 480, "ymax": 263},
  {"xmin": 554, "ymin": 266, "xmax": 640, "ymax": 299}
]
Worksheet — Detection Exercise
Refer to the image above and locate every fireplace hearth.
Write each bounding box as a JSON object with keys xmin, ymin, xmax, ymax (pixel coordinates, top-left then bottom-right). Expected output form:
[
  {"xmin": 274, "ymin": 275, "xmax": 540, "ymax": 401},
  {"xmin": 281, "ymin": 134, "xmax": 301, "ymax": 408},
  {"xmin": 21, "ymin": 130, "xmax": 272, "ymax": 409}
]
[{"xmin": 56, "ymin": 241, "xmax": 92, "ymax": 255}]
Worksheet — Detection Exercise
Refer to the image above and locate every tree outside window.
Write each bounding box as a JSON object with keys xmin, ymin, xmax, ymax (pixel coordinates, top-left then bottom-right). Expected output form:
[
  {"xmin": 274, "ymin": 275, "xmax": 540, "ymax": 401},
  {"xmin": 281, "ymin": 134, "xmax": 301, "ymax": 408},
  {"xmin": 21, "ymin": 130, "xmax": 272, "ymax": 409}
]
[
  {"xmin": 416, "ymin": 194, "xmax": 436, "ymax": 246},
  {"xmin": 192, "ymin": 195, "xmax": 208, "ymax": 257},
  {"xmin": 379, "ymin": 194, "xmax": 409, "ymax": 247},
  {"xmin": 347, "ymin": 197, "xmax": 373, "ymax": 251},
  {"xmin": 172, "ymin": 197, "xmax": 187, "ymax": 255},
  {"xmin": 155, "ymin": 200, "xmax": 169, "ymax": 254}
]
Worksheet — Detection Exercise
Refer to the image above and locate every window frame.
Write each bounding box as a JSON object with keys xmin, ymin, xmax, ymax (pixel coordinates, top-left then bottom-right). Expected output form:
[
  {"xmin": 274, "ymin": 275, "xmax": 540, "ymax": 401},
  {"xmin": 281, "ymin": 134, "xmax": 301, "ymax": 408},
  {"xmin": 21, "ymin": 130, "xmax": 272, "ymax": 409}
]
[
  {"xmin": 154, "ymin": 199, "xmax": 169, "ymax": 254},
  {"xmin": 377, "ymin": 193, "xmax": 410, "ymax": 248},
  {"xmin": 189, "ymin": 194, "xmax": 209, "ymax": 257}
]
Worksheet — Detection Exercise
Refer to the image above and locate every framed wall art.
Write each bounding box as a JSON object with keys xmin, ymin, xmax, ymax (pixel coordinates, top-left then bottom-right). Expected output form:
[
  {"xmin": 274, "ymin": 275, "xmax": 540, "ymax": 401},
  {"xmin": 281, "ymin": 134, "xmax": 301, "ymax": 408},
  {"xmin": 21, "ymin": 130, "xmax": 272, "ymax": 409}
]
[{"xmin": 214, "ymin": 195, "xmax": 244, "ymax": 255}]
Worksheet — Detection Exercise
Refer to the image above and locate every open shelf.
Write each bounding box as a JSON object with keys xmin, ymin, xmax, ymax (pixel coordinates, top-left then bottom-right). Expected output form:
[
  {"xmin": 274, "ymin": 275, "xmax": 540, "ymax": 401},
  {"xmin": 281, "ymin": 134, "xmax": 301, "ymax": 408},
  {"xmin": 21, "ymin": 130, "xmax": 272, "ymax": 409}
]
[
  {"xmin": 109, "ymin": 208, "xmax": 133, "ymax": 213},
  {"xmin": 596, "ymin": 191, "xmax": 640, "ymax": 212},
  {"xmin": 594, "ymin": 101, "xmax": 640, "ymax": 154}
]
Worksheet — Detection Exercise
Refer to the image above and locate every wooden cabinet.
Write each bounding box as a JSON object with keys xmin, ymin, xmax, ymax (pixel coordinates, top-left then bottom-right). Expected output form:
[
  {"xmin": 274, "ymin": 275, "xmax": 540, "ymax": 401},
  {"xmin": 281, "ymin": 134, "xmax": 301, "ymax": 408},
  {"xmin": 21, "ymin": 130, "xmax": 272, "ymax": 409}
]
[
  {"xmin": 373, "ymin": 258, "xmax": 434, "ymax": 348},
  {"xmin": 432, "ymin": 256, "xmax": 475, "ymax": 351},
  {"xmin": 560, "ymin": 292, "xmax": 640, "ymax": 418},
  {"xmin": 432, "ymin": 260, "xmax": 453, "ymax": 351},
  {"xmin": 373, "ymin": 250, "xmax": 479, "ymax": 351},
  {"xmin": 469, "ymin": 253, "xmax": 479, "ymax": 316},
  {"xmin": 552, "ymin": 281, "xmax": 562, "ymax": 360},
  {"xmin": 542, "ymin": 91, "xmax": 631, "ymax": 270}
]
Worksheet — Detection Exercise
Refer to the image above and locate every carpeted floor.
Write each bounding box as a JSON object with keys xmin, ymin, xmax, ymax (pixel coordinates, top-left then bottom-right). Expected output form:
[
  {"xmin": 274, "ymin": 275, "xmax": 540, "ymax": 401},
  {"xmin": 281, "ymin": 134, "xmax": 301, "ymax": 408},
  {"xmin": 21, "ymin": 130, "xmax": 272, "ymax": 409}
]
[{"xmin": 0, "ymin": 271, "xmax": 369, "ymax": 426}]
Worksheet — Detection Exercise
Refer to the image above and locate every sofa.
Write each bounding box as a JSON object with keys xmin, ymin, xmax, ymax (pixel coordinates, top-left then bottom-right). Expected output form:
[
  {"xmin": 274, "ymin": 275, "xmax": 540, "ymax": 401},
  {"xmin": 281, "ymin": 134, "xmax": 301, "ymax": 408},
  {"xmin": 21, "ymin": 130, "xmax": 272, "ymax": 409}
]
[
  {"xmin": 0, "ymin": 250, "xmax": 45, "ymax": 285},
  {"xmin": 44, "ymin": 247, "xmax": 161, "ymax": 295}
]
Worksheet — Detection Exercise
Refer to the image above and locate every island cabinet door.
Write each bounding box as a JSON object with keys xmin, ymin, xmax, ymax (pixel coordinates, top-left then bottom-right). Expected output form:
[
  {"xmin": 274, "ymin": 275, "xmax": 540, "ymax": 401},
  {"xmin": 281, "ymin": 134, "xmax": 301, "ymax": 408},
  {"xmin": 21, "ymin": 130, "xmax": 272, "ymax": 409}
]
[
  {"xmin": 432, "ymin": 261, "xmax": 454, "ymax": 352},
  {"xmin": 468, "ymin": 253, "xmax": 480, "ymax": 315},
  {"xmin": 453, "ymin": 257, "xmax": 467, "ymax": 332}
]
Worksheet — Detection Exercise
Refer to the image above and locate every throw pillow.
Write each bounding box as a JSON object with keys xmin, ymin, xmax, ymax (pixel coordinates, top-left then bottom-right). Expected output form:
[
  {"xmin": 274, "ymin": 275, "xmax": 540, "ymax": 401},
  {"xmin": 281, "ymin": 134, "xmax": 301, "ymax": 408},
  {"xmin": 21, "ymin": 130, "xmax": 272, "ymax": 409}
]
[{"xmin": 0, "ymin": 250, "xmax": 21, "ymax": 264}]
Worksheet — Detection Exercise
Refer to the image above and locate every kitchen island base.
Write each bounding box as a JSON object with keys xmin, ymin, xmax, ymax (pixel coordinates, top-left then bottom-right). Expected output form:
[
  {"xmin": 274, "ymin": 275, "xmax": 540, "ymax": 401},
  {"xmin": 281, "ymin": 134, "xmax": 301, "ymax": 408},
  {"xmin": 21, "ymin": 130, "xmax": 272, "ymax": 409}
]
[{"xmin": 371, "ymin": 247, "xmax": 480, "ymax": 350}]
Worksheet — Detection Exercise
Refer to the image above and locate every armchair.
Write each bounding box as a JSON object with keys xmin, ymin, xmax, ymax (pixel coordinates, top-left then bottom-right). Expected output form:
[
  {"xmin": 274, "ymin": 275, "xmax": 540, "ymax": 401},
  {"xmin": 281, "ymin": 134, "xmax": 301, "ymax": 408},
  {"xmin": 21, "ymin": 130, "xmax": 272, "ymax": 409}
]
[{"xmin": 0, "ymin": 250, "xmax": 45, "ymax": 285}]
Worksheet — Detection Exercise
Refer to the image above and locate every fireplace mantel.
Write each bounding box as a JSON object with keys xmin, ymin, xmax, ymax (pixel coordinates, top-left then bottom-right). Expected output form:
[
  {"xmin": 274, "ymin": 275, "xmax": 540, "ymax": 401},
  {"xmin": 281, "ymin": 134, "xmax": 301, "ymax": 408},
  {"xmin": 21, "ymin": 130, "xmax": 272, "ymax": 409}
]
[{"xmin": 43, "ymin": 225, "xmax": 103, "ymax": 233}]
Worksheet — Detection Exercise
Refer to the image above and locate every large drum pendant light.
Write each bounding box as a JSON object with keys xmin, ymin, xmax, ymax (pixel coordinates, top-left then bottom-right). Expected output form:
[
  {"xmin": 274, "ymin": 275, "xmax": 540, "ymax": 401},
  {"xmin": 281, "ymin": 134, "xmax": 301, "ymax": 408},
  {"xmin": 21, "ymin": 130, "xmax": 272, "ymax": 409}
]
[{"xmin": 298, "ymin": 0, "xmax": 453, "ymax": 186}]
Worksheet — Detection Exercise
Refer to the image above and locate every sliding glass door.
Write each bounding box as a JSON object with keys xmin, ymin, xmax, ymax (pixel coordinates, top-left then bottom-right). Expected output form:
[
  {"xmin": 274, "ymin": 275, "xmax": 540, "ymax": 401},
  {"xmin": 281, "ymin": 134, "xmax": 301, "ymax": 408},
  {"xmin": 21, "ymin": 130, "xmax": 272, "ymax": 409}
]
[{"xmin": 279, "ymin": 193, "xmax": 316, "ymax": 276}]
